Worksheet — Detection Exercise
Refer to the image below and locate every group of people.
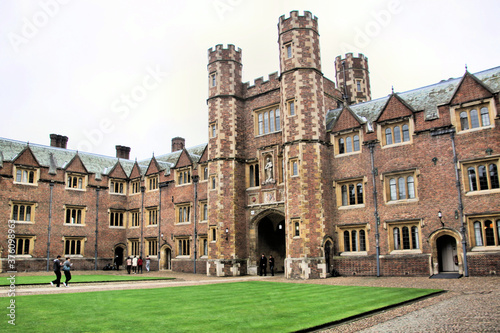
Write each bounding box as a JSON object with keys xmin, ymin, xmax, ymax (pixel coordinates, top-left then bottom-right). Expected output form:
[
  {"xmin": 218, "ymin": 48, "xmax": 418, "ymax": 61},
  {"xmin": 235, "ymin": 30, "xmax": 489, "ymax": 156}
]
[
  {"xmin": 259, "ymin": 253, "xmax": 275, "ymax": 276},
  {"xmin": 124, "ymin": 256, "xmax": 151, "ymax": 274},
  {"xmin": 114, "ymin": 255, "xmax": 151, "ymax": 273},
  {"xmin": 50, "ymin": 255, "xmax": 72, "ymax": 287}
]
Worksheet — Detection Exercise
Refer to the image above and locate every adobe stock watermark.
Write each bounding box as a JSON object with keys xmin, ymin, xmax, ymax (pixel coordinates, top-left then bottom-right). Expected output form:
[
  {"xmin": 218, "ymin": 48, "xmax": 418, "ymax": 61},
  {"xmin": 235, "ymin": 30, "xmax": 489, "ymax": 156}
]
[
  {"xmin": 339, "ymin": 0, "xmax": 403, "ymax": 55},
  {"xmin": 6, "ymin": 220, "xmax": 16, "ymax": 326},
  {"xmin": 7, "ymin": 0, "xmax": 71, "ymax": 54},
  {"xmin": 77, "ymin": 65, "xmax": 167, "ymax": 153},
  {"xmin": 211, "ymin": 0, "xmax": 242, "ymax": 20}
]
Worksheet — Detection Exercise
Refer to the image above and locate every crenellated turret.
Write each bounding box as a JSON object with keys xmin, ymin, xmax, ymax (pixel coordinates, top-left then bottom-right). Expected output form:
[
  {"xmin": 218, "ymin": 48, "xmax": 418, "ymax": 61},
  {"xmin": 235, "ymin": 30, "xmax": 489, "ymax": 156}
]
[{"xmin": 335, "ymin": 53, "xmax": 371, "ymax": 104}]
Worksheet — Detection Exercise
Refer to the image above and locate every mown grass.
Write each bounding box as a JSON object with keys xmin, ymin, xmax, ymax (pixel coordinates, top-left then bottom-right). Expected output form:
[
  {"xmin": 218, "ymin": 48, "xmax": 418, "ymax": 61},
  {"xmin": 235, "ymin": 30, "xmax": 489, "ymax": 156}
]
[
  {"xmin": 2, "ymin": 281, "xmax": 441, "ymax": 332},
  {"xmin": 0, "ymin": 274, "xmax": 173, "ymax": 286}
]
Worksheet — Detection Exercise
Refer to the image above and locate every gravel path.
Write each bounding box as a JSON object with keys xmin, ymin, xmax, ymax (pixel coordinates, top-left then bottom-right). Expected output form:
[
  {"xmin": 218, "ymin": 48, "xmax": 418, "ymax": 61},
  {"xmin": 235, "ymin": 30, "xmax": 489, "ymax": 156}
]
[{"xmin": 2, "ymin": 271, "xmax": 499, "ymax": 332}]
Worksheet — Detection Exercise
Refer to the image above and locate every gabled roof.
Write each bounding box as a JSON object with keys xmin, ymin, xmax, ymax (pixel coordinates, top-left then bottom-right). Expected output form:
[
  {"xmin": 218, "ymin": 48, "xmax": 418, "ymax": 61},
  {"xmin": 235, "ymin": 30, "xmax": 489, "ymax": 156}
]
[
  {"xmin": 448, "ymin": 71, "xmax": 494, "ymax": 105},
  {"xmin": 326, "ymin": 65, "xmax": 500, "ymax": 130},
  {"xmin": 0, "ymin": 138, "xmax": 136, "ymax": 177},
  {"xmin": 329, "ymin": 106, "xmax": 365, "ymax": 133},
  {"xmin": 375, "ymin": 93, "xmax": 416, "ymax": 123}
]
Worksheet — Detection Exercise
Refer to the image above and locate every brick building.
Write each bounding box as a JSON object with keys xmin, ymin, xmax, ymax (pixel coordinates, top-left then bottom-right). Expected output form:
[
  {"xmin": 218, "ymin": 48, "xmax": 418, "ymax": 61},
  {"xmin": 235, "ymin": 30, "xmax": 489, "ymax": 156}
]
[{"xmin": 1, "ymin": 11, "xmax": 499, "ymax": 278}]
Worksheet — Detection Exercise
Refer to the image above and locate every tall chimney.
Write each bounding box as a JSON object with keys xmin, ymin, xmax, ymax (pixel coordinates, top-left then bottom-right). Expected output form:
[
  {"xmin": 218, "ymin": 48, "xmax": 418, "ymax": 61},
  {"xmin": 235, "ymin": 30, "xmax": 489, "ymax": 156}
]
[
  {"xmin": 115, "ymin": 145, "xmax": 131, "ymax": 159},
  {"xmin": 49, "ymin": 134, "xmax": 68, "ymax": 148},
  {"xmin": 171, "ymin": 137, "xmax": 185, "ymax": 152}
]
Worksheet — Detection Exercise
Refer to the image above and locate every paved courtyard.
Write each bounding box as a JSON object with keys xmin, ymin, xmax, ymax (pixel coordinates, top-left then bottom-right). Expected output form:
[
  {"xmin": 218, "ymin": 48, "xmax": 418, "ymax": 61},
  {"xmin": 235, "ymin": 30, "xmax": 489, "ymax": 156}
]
[{"xmin": 2, "ymin": 271, "xmax": 499, "ymax": 332}]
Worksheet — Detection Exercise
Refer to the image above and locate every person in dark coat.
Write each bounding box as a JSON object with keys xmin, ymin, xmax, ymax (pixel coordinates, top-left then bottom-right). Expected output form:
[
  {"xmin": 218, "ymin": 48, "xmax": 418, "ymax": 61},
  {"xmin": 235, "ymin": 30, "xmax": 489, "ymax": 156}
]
[
  {"xmin": 114, "ymin": 255, "xmax": 122, "ymax": 271},
  {"xmin": 50, "ymin": 255, "xmax": 62, "ymax": 287},
  {"xmin": 269, "ymin": 255, "xmax": 275, "ymax": 276},
  {"xmin": 259, "ymin": 254, "xmax": 267, "ymax": 276},
  {"xmin": 62, "ymin": 257, "xmax": 73, "ymax": 287}
]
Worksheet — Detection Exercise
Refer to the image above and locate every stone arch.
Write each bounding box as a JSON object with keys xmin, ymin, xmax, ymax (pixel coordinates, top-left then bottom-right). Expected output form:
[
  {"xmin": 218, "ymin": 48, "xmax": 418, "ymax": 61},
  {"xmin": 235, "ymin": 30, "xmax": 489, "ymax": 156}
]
[
  {"xmin": 429, "ymin": 228, "xmax": 463, "ymax": 275},
  {"xmin": 159, "ymin": 243, "xmax": 172, "ymax": 270},
  {"xmin": 249, "ymin": 208, "xmax": 286, "ymax": 275},
  {"xmin": 321, "ymin": 236, "xmax": 334, "ymax": 275},
  {"xmin": 113, "ymin": 243, "xmax": 126, "ymax": 270}
]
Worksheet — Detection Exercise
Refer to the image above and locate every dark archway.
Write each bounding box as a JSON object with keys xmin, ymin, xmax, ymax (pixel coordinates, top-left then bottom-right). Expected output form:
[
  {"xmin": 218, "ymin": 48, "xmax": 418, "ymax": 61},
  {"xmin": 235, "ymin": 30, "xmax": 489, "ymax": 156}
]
[
  {"xmin": 324, "ymin": 240, "xmax": 333, "ymax": 275},
  {"xmin": 437, "ymin": 235, "xmax": 458, "ymax": 272},
  {"xmin": 163, "ymin": 248, "xmax": 171, "ymax": 270},
  {"xmin": 257, "ymin": 213, "xmax": 285, "ymax": 273},
  {"xmin": 113, "ymin": 246, "xmax": 125, "ymax": 270}
]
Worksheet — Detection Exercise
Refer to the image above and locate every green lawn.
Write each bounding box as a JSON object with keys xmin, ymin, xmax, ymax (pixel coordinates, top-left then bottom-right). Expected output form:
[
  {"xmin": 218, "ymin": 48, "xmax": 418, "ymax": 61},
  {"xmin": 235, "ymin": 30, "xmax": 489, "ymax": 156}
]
[
  {"xmin": 0, "ymin": 274, "xmax": 173, "ymax": 286},
  {"xmin": 2, "ymin": 281, "xmax": 441, "ymax": 332}
]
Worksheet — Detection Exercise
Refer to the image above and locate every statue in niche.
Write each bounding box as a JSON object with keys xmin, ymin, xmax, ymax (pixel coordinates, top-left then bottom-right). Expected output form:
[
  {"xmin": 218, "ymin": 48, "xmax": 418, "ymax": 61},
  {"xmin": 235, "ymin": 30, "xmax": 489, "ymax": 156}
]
[{"xmin": 264, "ymin": 156, "xmax": 274, "ymax": 183}]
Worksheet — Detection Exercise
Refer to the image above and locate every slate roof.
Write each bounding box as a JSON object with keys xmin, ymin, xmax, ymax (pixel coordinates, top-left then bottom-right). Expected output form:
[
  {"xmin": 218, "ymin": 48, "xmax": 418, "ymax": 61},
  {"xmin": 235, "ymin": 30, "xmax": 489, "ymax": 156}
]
[
  {"xmin": 326, "ymin": 66, "xmax": 500, "ymax": 130},
  {"xmin": 0, "ymin": 137, "xmax": 207, "ymax": 179}
]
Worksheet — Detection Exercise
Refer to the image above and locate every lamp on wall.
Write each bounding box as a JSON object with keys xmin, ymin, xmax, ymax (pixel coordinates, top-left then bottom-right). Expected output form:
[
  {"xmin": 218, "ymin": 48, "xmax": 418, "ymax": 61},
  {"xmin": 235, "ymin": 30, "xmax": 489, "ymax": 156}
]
[
  {"xmin": 225, "ymin": 227, "xmax": 229, "ymax": 241},
  {"xmin": 438, "ymin": 210, "xmax": 444, "ymax": 227}
]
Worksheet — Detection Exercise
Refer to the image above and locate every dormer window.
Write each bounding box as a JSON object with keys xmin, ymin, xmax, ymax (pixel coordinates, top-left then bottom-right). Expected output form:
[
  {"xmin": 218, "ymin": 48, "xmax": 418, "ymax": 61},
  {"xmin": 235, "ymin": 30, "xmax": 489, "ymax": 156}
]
[
  {"xmin": 110, "ymin": 179, "xmax": 126, "ymax": 195},
  {"xmin": 380, "ymin": 120, "xmax": 412, "ymax": 147},
  {"xmin": 335, "ymin": 131, "xmax": 361, "ymax": 156},
  {"xmin": 177, "ymin": 167, "xmax": 192, "ymax": 186},
  {"xmin": 66, "ymin": 173, "xmax": 86, "ymax": 190},
  {"xmin": 14, "ymin": 167, "xmax": 38, "ymax": 185},
  {"xmin": 147, "ymin": 175, "xmax": 159, "ymax": 191}
]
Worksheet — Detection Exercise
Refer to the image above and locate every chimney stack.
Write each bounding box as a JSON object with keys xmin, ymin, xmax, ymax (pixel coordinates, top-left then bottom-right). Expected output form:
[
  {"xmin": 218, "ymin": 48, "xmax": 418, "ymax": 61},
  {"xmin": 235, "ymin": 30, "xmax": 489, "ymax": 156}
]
[
  {"xmin": 115, "ymin": 145, "xmax": 131, "ymax": 159},
  {"xmin": 49, "ymin": 134, "xmax": 68, "ymax": 149},
  {"xmin": 171, "ymin": 137, "xmax": 185, "ymax": 152}
]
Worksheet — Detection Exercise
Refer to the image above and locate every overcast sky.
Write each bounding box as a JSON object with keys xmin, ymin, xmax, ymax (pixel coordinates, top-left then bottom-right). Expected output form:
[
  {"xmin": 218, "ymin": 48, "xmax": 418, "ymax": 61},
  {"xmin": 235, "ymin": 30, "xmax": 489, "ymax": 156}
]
[{"xmin": 1, "ymin": 0, "xmax": 499, "ymax": 160}]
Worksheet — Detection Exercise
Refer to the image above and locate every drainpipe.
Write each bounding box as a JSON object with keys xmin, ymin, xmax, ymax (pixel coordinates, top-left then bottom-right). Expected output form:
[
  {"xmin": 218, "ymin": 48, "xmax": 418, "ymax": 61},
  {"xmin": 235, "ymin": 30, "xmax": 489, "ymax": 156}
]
[
  {"xmin": 158, "ymin": 182, "xmax": 166, "ymax": 272},
  {"xmin": 46, "ymin": 182, "xmax": 54, "ymax": 271},
  {"xmin": 193, "ymin": 175, "xmax": 199, "ymax": 274},
  {"xmin": 94, "ymin": 187, "xmax": 100, "ymax": 271},
  {"xmin": 450, "ymin": 131, "xmax": 469, "ymax": 277},
  {"xmin": 140, "ymin": 186, "xmax": 145, "ymax": 257},
  {"xmin": 368, "ymin": 142, "xmax": 381, "ymax": 277}
]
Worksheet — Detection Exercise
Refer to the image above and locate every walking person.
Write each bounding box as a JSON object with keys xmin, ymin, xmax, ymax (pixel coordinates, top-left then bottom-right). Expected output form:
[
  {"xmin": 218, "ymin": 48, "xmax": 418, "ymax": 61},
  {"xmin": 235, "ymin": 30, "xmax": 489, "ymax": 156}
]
[
  {"xmin": 126, "ymin": 256, "xmax": 132, "ymax": 274},
  {"xmin": 62, "ymin": 257, "xmax": 73, "ymax": 287},
  {"xmin": 259, "ymin": 253, "xmax": 267, "ymax": 276},
  {"xmin": 50, "ymin": 255, "xmax": 62, "ymax": 287},
  {"xmin": 137, "ymin": 256, "xmax": 143, "ymax": 274},
  {"xmin": 132, "ymin": 256, "xmax": 138, "ymax": 274},
  {"xmin": 269, "ymin": 255, "xmax": 275, "ymax": 276},
  {"xmin": 145, "ymin": 256, "xmax": 151, "ymax": 272}
]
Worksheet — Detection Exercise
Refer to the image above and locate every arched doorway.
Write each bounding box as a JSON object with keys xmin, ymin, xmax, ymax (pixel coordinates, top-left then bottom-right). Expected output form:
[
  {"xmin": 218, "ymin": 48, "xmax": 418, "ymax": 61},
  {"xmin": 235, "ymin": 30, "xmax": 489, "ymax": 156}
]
[
  {"xmin": 256, "ymin": 211, "xmax": 286, "ymax": 273},
  {"xmin": 323, "ymin": 239, "xmax": 333, "ymax": 275},
  {"xmin": 162, "ymin": 247, "xmax": 171, "ymax": 270},
  {"xmin": 113, "ymin": 245, "xmax": 125, "ymax": 271},
  {"xmin": 437, "ymin": 235, "xmax": 459, "ymax": 272}
]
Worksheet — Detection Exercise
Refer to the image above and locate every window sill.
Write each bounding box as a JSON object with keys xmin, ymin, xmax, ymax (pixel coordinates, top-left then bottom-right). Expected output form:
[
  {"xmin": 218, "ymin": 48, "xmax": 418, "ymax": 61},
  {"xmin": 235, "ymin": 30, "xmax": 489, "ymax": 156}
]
[
  {"xmin": 147, "ymin": 224, "xmax": 158, "ymax": 228},
  {"xmin": 14, "ymin": 254, "xmax": 33, "ymax": 258},
  {"xmin": 14, "ymin": 221, "xmax": 34, "ymax": 225},
  {"xmin": 129, "ymin": 226, "xmax": 140, "ymax": 229},
  {"xmin": 470, "ymin": 246, "xmax": 500, "ymax": 252},
  {"xmin": 338, "ymin": 204, "xmax": 365, "ymax": 210},
  {"xmin": 109, "ymin": 226, "xmax": 125, "ymax": 229},
  {"xmin": 13, "ymin": 182, "xmax": 38, "ymax": 187},
  {"xmin": 458, "ymin": 125, "xmax": 494, "ymax": 134},
  {"xmin": 389, "ymin": 249, "xmax": 422, "ymax": 255},
  {"xmin": 199, "ymin": 220, "xmax": 207, "ymax": 224},
  {"xmin": 381, "ymin": 141, "xmax": 412, "ymax": 149},
  {"xmin": 65, "ymin": 188, "xmax": 86, "ymax": 191},
  {"xmin": 386, "ymin": 198, "xmax": 419, "ymax": 205},
  {"xmin": 64, "ymin": 224, "xmax": 85, "ymax": 227},
  {"xmin": 335, "ymin": 151, "xmax": 361, "ymax": 158},
  {"xmin": 175, "ymin": 222, "xmax": 191, "ymax": 226},
  {"xmin": 110, "ymin": 193, "xmax": 126, "ymax": 196},
  {"xmin": 340, "ymin": 251, "xmax": 368, "ymax": 256},
  {"xmin": 465, "ymin": 188, "xmax": 500, "ymax": 196},
  {"xmin": 175, "ymin": 255, "xmax": 191, "ymax": 259}
]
